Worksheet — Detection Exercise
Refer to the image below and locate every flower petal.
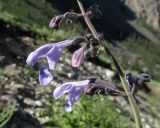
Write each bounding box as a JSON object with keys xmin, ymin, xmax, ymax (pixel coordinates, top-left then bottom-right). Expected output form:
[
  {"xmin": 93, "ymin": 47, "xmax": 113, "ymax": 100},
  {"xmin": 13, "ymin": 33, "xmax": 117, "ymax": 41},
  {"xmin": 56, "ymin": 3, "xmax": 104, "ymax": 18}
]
[
  {"xmin": 71, "ymin": 46, "xmax": 85, "ymax": 68},
  {"xmin": 39, "ymin": 67, "xmax": 53, "ymax": 86},
  {"xmin": 49, "ymin": 15, "xmax": 63, "ymax": 29},
  {"xmin": 65, "ymin": 86, "xmax": 84, "ymax": 112},
  {"xmin": 53, "ymin": 80, "xmax": 89, "ymax": 99},
  {"xmin": 69, "ymin": 86, "xmax": 84, "ymax": 103},
  {"xmin": 26, "ymin": 37, "xmax": 86, "ymax": 67},
  {"xmin": 46, "ymin": 46, "xmax": 62, "ymax": 70},
  {"xmin": 26, "ymin": 44, "xmax": 53, "ymax": 67},
  {"xmin": 53, "ymin": 83, "xmax": 73, "ymax": 99},
  {"xmin": 53, "ymin": 80, "xmax": 90, "ymax": 112},
  {"xmin": 56, "ymin": 37, "xmax": 84, "ymax": 48},
  {"xmin": 65, "ymin": 100, "xmax": 73, "ymax": 112}
]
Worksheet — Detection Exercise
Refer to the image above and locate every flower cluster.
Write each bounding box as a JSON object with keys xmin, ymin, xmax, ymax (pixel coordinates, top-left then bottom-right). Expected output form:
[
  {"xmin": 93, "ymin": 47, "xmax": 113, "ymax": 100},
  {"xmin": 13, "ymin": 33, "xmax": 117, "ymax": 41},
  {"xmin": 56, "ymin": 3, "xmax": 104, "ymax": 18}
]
[{"xmin": 26, "ymin": 11, "xmax": 151, "ymax": 112}]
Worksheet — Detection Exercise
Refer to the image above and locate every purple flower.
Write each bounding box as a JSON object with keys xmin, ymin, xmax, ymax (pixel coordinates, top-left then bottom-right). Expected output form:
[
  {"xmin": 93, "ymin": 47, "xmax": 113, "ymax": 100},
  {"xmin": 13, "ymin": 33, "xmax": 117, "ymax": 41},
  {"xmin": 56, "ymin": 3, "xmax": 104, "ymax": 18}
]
[
  {"xmin": 53, "ymin": 78, "xmax": 131, "ymax": 112},
  {"xmin": 49, "ymin": 15, "xmax": 64, "ymax": 30},
  {"xmin": 39, "ymin": 67, "xmax": 53, "ymax": 86},
  {"xmin": 71, "ymin": 46, "xmax": 85, "ymax": 68},
  {"xmin": 49, "ymin": 12, "xmax": 75, "ymax": 30},
  {"xmin": 53, "ymin": 80, "xmax": 90, "ymax": 112},
  {"xmin": 26, "ymin": 37, "xmax": 86, "ymax": 85},
  {"xmin": 71, "ymin": 42, "xmax": 100, "ymax": 68}
]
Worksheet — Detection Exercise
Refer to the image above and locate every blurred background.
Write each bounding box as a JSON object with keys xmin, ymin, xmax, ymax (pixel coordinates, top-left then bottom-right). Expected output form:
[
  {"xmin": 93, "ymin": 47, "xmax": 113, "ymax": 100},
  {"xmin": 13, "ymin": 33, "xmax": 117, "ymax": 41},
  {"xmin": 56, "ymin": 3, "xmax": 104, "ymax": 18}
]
[{"xmin": 0, "ymin": 0, "xmax": 160, "ymax": 127}]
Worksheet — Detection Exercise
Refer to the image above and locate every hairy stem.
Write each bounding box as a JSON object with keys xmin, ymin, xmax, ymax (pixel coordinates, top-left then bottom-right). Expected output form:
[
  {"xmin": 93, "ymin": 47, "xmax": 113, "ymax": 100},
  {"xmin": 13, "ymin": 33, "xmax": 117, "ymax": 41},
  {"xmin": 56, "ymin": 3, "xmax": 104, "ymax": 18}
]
[{"xmin": 76, "ymin": 0, "xmax": 142, "ymax": 127}]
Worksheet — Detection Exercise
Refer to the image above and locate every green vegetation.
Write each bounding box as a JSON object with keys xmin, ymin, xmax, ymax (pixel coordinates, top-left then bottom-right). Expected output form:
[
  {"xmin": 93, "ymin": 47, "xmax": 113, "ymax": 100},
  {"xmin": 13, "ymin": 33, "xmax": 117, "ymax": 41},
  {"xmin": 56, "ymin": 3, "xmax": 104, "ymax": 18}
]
[
  {"xmin": 97, "ymin": 34, "xmax": 160, "ymax": 82},
  {"xmin": 151, "ymin": 80, "xmax": 160, "ymax": 88},
  {"xmin": 40, "ymin": 96, "xmax": 131, "ymax": 128},
  {"xmin": 0, "ymin": 102, "xmax": 17, "ymax": 128},
  {"xmin": 1, "ymin": 0, "xmax": 160, "ymax": 127},
  {"xmin": 22, "ymin": 66, "xmax": 38, "ymax": 80},
  {"xmin": 146, "ymin": 94, "xmax": 160, "ymax": 119},
  {"xmin": 136, "ymin": 18, "xmax": 160, "ymax": 39},
  {"xmin": 0, "ymin": 0, "xmax": 86, "ymax": 40}
]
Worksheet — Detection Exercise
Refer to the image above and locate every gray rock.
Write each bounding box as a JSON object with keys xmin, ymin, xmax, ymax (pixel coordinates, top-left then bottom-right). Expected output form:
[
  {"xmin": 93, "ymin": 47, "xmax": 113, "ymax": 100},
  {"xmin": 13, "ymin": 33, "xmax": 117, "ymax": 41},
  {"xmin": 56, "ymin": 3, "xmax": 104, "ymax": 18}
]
[{"xmin": 125, "ymin": 0, "xmax": 160, "ymax": 30}]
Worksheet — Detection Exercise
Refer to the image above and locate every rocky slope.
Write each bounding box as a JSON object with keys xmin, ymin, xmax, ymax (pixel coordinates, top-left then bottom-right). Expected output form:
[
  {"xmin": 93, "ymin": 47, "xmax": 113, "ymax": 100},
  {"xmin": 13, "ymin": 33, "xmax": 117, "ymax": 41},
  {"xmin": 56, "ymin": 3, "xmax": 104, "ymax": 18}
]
[
  {"xmin": 125, "ymin": 0, "xmax": 160, "ymax": 30},
  {"xmin": 0, "ymin": 0, "xmax": 160, "ymax": 128},
  {"xmin": 0, "ymin": 20, "xmax": 160, "ymax": 128}
]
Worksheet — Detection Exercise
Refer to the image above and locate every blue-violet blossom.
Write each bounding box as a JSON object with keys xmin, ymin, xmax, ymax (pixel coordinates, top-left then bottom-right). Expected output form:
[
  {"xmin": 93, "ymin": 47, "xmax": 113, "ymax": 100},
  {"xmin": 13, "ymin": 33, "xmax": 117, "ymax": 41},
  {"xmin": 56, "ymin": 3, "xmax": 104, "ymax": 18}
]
[
  {"xmin": 26, "ymin": 37, "xmax": 86, "ymax": 86},
  {"xmin": 53, "ymin": 80, "xmax": 90, "ymax": 112}
]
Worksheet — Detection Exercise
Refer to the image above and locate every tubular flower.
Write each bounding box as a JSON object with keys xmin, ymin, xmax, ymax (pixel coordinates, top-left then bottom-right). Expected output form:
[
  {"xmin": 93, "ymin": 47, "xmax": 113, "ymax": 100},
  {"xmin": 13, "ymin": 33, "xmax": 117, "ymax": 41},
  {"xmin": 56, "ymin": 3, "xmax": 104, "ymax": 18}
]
[
  {"xmin": 71, "ymin": 39, "xmax": 100, "ymax": 68},
  {"xmin": 49, "ymin": 12, "xmax": 77, "ymax": 30},
  {"xmin": 26, "ymin": 36, "xmax": 86, "ymax": 85},
  {"xmin": 53, "ymin": 80, "xmax": 90, "ymax": 112},
  {"xmin": 85, "ymin": 78, "xmax": 128, "ymax": 96},
  {"xmin": 53, "ymin": 78, "xmax": 129, "ymax": 112},
  {"xmin": 71, "ymin": 45, "xmax": 85, "ymax": 68}
]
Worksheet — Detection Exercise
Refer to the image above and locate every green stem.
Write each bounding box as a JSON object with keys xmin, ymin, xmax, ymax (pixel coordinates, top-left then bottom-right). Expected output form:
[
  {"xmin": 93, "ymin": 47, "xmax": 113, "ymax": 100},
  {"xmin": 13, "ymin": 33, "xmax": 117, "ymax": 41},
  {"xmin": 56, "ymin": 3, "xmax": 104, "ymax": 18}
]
[{"xmin": 76, "ymin": 0, "xmax": 143, "ymax": 127}]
